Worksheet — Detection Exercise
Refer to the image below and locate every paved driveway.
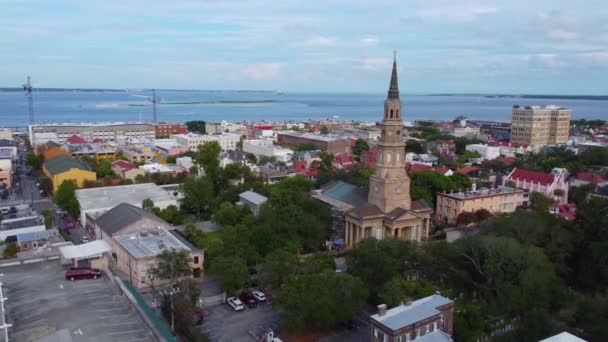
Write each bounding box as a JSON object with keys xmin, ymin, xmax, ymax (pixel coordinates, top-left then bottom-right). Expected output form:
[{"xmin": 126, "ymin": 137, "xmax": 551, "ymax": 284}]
[
  {"xmin": 201, "ymin": 301, "xmax": 280, "ymax": 342},
  {"xmin": 1, "ymin": 262, "xmax": 156, "ymax": 342}
]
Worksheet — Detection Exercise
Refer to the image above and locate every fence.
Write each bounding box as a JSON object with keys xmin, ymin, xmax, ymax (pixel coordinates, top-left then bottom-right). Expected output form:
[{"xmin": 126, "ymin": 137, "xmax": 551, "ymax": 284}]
[{"xmin": 121, "ymin": 279, "xmax": 176, "ymax": 342}]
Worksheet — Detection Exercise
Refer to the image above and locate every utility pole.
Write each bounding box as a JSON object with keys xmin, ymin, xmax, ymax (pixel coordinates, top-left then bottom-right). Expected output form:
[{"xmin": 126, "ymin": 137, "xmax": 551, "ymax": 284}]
[
  {"xmin": 149, "ymin": 89, "xmax": 160, "ymax": 123},
  {"xmin": 23, "ymin": 76, "xmax": 35, "ymax": 125},
  {"xmin": 0, "ymin": 281, "xmax": 13, "ymax": 341}
]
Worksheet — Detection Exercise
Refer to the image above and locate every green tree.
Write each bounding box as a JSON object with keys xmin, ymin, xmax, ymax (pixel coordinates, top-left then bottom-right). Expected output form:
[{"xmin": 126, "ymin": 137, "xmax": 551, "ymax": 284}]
[
  {"xmin": 185, "ymin": 120, "xmax": 207, "ymax": 134},
  {"xmin": 42, "ymin": 209, "xmax": 54, "ymax": 228},
  {"xmin": 405, "ymin": 139, "xmax": 423, "ymax": 154},
  {"xmin": 212, "ymin": 202, "xmax": 249, "ymax": 227},
  {"xmin": 299, "ymin": 253, "xmax": 335, "ymax": 274},
  {"xmin": 150, "ymin": 249, "xmax": 193, "ymax": 283},
  {"xmin": 380, "ymin": 277, "xmax": 406, "ymax": 308},
  {"xmin": 351, "ymin": 139, "xmax": 369, "ymax": 161},
  {"xmin": 160, "ymin": 205, "xmax": 183, "ymax": 225},
  {"xmin": 96, "ymin": 159, "xmax": 115, "ymax": 178},
  {"xmin": 180, "ymin": 176, "xmax": 215, "ymax": 218},
  {"xmin": 25, "ymin": 153, "xmax": 42, "ymax": 170},
  {"xmin": 54, "ymin": 180, "xmax": 80, "ymax": 217},
  {"xmin": 3, "ymin": 243, "xmax": 20, "ymax": 258},
  {"xmin": 196, "ymin": 141, "xmax": 221, "ymax": 182},
  {"xmin": 261, "ymin": 249, "xmax": 299, "ymax": 288},
  {"xmin": 209, "ymin": 256, "xmax": 248, "ymax": 295},
  {"xmin": 530, "ymin": 192, "xmax": 555, "ymax": 213},
  {"xmin": 275, "ymin": 272, "xmax": 367, "ymax": 331},
  {"xmin": 220, "ymin": 224, "xmax": 260, "ymax": 266},
  {"xmin": 142, "ymin": 198, "xmax": 155, "ymax": 212},
  {"xmin": 320, "ymin": 125, "xmax": 329, "ymax": 134},
  {"xmin": 38, "ymin": 175, "xmax": 53, "ymax": 193}
]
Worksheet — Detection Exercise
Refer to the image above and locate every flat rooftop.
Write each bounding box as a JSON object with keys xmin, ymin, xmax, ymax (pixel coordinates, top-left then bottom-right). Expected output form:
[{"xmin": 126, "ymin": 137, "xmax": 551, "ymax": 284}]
[
  {"xmin": 371, "ymin": 294, "xmax": 453, "ymax": 331},
  {"xmin": 29, "ymin": 122, "xmax": 153, "ymax": 128},
  {"xmin": 115, "ymin": 229, "xmax": 191, "ymax": 259},
  {"xmin": 279, "ymin": 131, "xmax": 351, "ymax": 142},
  {"xmin": 439, "ymin": 186, "xmax": 524, "ymax": 200},
  {"xmin": 76, "ymin": 183, "xmax": 177, "ymax": 211},
  {"xmin": 0, "ymin": 216, "xmax": 43, "ymax": 231},
  {"xmin": 513, "ymin": 105, "xmax": 570, "ymax": 111}
]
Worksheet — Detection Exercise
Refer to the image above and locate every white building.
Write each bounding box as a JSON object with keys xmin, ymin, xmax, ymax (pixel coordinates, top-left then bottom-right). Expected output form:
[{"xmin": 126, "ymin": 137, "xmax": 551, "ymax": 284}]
[
  {"xmin": 173, "ymin": 133, "xmax": 239, "ymax": 152},
  {"xmin": 176, "ymin": 156, "xmax": 194, "ymax": 169},
  {"xmin": 28, "ymin": 122, "xmax": 155, "ymax": 144},
  {"xmin": 0, "ymin": 205, "xmax": 45, "ymax": 241},
  {"xmin": 0, "ymin": 129, "xmax": 12, "ymax": 140},
  {"xmin": 75, "ymin": 183, "xmax": 179, "ymax": 225},
  {"xmin": 243, "ymin": 139, "xmax": 293, "ymax": 163},
  {"xmin": 466, "ymin": 144, "xmax": 501, "ymax": 160}
]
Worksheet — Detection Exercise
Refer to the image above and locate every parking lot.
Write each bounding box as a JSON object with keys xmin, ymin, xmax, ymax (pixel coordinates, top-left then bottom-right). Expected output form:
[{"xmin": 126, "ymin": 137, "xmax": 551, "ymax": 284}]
[
  {"xmin": 201, "ymin": 300, "xmax": 280, "ymax": 342},
  {"xmin": 2, "ymin": 262, "xmax": 155, "ymax": 342}
]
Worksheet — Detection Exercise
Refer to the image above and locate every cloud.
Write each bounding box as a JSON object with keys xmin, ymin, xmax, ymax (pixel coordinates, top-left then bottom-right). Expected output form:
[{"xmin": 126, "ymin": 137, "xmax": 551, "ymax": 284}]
[
  {"xmin": 535, "ymin": 11, "xmax": 579, "ymax": 42},
  {"xmin": 416, "ymin": 6, "xmax": 499, "ymax": 22},
  {"xmin": 243, "ymin": 63, "xmax": 285, "ymax": 80},
  {"xmin": 359, "ymin": 36, "xmax": 379, "ymax": 46},
  {"xmin": 301, "ymin": 36, "xmax": 337, "ymax": 47},
  {"xmin": 358, "ymin": 57, "xmax": 390, "ymax": 71}
]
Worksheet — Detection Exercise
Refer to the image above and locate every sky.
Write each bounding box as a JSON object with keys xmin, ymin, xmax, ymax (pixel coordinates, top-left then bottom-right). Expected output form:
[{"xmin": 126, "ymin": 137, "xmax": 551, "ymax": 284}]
[{"xmin": 1, "ymin": 0, "xmax": 608, "ymax": 94}]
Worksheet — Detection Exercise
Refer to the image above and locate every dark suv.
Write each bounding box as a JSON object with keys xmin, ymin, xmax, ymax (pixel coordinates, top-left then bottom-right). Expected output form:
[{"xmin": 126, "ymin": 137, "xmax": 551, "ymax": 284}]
[
  {"xmin": 239, "ymin": 292, "xmax": 257, "ymax": 308},
  {"xmin": 65, "ymin": 267, "xmax": 102, "ymax": 281}
]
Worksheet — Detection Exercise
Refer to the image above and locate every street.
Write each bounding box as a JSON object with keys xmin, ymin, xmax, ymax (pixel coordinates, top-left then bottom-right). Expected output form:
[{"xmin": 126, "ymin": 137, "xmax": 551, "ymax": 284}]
[{"xmin": 1, "ymin": 144, "xmax": 91, "ymax": 245}]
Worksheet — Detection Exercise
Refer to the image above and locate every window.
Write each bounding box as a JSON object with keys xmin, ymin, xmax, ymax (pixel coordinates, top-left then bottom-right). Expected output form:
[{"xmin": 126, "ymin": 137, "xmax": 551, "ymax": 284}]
[
  {"xmin": 375, "ymin": 229, "xmax": 382, "ymax": 239},
  {"xmin": 387, "ymin": 153, "xmax": 392, "ymax": 162},
  {"xmin": 397, "ymin": 185, "xmax": 401, "ymax": 193},
  {"xmin": 194, "ymin": 256, "xmax": 200, "ymax": 264},
  {"xmin": 390, "ymin": 109, "xmax": 394, "ymax": 118}
]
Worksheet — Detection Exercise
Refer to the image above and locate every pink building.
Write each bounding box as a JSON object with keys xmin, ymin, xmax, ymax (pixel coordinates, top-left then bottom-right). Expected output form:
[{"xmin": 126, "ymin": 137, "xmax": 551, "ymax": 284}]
[{"xmin": 503, "ymin": 168, "xmax": 569, "ymax": 205}]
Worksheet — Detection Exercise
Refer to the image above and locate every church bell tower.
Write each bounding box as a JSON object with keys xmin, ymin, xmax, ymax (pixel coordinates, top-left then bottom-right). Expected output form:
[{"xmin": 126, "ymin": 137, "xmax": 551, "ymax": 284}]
[{"xmin": 368, "ymin": 51, "xmax": 412, "ymax": 213}]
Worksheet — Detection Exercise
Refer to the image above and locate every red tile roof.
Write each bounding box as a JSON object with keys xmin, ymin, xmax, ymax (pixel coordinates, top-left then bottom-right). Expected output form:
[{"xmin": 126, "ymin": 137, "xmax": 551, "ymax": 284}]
[
  {"xmin": 456, "ymin": 166, "xmax": 479, "ymax": 175},
  {"xmin": 574, "ymin": 172, "xmax": 608, "ymax": 184},
  {"xmin": 91, "ymin": 138, "xmax": 104, "ymax": 143},
  {"xmin": 496, "ymin": 156, "xmax": 517, "ymax": 165},
  {"xmin": 556, "ymin": 203, "xmax": 577, "ymax": 221},
  {"xmin": 112, "ymin": 160, "xmax": 136, "ymax": 172},
  {"xmin": 66, "ymin": 135, "xmax": 87, "ymax": 144},
  {"xmin": 509, "ymin": 168, "xmax": 554, "ymax": 185},
  {"xmin": 434, "ymin": 166, "xmax": 451, "ymax": 175},
  {"xmin": 406, "ymin": 163, "xmax": 433, "ymax": 173}
]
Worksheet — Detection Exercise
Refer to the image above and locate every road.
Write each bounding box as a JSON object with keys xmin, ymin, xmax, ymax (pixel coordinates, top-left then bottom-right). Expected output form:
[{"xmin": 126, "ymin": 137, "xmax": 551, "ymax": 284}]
[{"xmin": 1, "ymin": 144, "xmax": 91, "ymax": 245}]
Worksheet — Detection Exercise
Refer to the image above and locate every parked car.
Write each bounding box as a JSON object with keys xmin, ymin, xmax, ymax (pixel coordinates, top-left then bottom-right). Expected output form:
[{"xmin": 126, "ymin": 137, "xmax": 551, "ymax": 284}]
[
  {"xmin": 239, "ymin": 292, "xmax": 257, "ymax": 308},
  {"xmin": 193, "ymin": 309, "xmax": 205, "ymax": 325},
  {"xmin": 227, "ymin": 297, "xmax": 245, "ymax": 311},
  {"xmin": 65, "ymin": 267, "xmax": 102, "ymax": 281},
  {"xmin": 55, "ymin": 208, "xmax": 66, "ymax": 216},
  {"xmin": 9, "ymin": 206, "xmax": 17, "ymax": 213},
  {"xmin": 252, "ymin": 290, "xmax": 267, "ymax": 302},
  {"xmin": 80, "ymin": 236, "xmax": 90, "ymax": 244},
  {"xmin": 39, "ymin": 190, "xmax": 47, "ymax": 197}
]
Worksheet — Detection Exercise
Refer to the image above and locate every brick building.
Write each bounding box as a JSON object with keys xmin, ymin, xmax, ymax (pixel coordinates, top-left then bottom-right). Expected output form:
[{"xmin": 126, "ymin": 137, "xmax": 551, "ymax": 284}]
[
  {"xmin": 370, "ymin": 294, "xmax": 455, "ymax": 342},
  {"xmin": 153, "ymin": 123, "xmax": 188, "ymax": 138},
  {"xmin": 276, "ymin": 132, "xmax": 351, "ymax": 154}
]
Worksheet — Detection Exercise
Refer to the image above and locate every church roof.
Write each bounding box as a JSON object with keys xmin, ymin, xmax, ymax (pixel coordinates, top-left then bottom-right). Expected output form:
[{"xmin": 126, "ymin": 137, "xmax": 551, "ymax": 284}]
[
  {"xmin": 318, "ymin": 180, "xmax": 369, "ymax": 208},
  {"xmin": 348, "ymin": 204, "xmax": 383, "ymax": 219},
  {"xmin": 411, "ymin": 199, "xmax": 433, "ymax": 212},
  {"xmin": 388, "ymin": 53, "xmax": 400, "ymax": 100}
]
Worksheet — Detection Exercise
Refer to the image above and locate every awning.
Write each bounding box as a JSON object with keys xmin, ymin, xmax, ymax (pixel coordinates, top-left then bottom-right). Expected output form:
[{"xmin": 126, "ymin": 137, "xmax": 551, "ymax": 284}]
[{"xmin": 59, "ymin": 240, "xmax": 112, "ymax": 260}]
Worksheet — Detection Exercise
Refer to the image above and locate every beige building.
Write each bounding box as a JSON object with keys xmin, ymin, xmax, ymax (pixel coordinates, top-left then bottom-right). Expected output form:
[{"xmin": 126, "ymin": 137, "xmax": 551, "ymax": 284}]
[
  {"xmin": 94, "ymin": 203, "xmax": 203, "ymax": 288},
  {"xmin": 173, "ymin": 133, "xmax": 240, "ymax": 152},
  {"xmin": 436, "ymin": 186, "xmax": 528, "ymax": 225},
  {"xmin": 344, "ymin": 56, "xmax": 433, "ymax": 247},
  {"xmin": 511, "ymin": 105, "xmax": 571, "ymax": 150},
  {"xmin": 28, "ymin": 122, "xmax": 155, "ymax": 144}
]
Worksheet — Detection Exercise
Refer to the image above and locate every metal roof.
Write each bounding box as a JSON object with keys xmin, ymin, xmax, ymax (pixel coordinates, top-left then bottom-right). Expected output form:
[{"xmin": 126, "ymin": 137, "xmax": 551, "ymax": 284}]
[
  {"xmin": 76, "ymin": 183, "xmax": 177, "ymax": 211},
  {"xmin": 320, "ymin": 181, "xmax": 368, "ymax": 208},
  {"xmin": 95, "ymin": 203, "xmax": 169, "ymax": 236},
  {"xmin": 371, "ymin": 294, "xmax": 453, "ymax": 331},
  {"xmin": 114, "ymin": 229, "xmax": 190, "ymax": 259},
  {"xmin": 239, "ymin": 191, "xmax": 268, "ymax": 206},
  {"xmin": 59, "ymin": 240, "xmax": 112, "ymax": 260},
  {"xmin": 43, "ymin": 155, "xmax": 92, "ymax": 175},
  {"xmin": 539, "ymin": 332, "xmax": 587, "ymax": 342}
]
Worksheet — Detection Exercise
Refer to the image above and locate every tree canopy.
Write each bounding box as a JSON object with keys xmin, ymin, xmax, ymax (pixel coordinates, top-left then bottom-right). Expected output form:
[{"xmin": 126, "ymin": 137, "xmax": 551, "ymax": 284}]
[{"xmin": 55, "ymin": 180, "xmax": 80, "ymax": 217}]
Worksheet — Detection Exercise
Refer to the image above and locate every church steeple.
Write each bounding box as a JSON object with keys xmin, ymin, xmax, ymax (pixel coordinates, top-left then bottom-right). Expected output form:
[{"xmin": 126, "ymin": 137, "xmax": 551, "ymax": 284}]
[{"xmin": 388, "ymin": 49, "xmax": 399, "ymax": 100}]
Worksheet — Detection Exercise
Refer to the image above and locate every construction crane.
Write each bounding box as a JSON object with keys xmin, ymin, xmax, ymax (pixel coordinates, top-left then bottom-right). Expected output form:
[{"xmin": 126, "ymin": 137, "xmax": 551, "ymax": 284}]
[
  {"xmin": 148, "ymin": 89, "xmax": 161, "ymax": 123},
  {"xmin": 23, "ymin": 76, "xmax": 34, "ymax": 124}
]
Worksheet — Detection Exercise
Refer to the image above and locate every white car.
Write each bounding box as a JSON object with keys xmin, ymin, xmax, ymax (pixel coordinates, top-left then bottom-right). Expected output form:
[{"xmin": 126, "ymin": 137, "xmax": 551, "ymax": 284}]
[
  {"xmin": 227, "ymin": 297, "xmax": 245, "ymax": 311},
  {"xmin": 252, "ymin": 291, "xmax": 267, "ymax": 302}
]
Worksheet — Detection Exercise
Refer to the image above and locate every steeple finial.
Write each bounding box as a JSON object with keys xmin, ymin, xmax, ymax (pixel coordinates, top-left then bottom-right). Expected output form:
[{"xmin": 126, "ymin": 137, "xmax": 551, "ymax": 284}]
[{"xmin": 388, "ymin": 50, "xmax": 399, "ymax": 100}]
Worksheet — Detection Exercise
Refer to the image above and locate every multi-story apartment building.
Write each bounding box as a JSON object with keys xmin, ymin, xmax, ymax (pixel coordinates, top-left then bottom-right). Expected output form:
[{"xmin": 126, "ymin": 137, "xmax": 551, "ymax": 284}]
[
  {"xmin": 28, "ymin": 122, "xmax": 155, "ymax": 145},
  {"xmin": 370, "ymin": 294, "xmax": 454, "ymax": 342},
  {"xmin": 436, "ymin": 186, "xmax": 528, "ymax": 225},
  {"xmin": 511, "ymin": 105, "xmax": 571, "ymax": 150},
  {"xmin": 153, "ymin": 123, "xmax": 187, "ymax": 138},
  {"xmin": 276, "ymin": 132, "xmax": 351, "ymax": 154},
  {"xmin": 242, "ymin": 139, "xmax": 293, "ymax": 163},
  {"xmin": 172, "ymin": 133, "xmax": 240, "ymax": 152}
]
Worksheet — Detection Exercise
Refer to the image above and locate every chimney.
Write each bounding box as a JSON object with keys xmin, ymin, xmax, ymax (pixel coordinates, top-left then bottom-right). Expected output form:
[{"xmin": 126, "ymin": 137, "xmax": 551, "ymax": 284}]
[{"xmin": 377, "ymin": 304, "xmax": 387, "ymax": 317}]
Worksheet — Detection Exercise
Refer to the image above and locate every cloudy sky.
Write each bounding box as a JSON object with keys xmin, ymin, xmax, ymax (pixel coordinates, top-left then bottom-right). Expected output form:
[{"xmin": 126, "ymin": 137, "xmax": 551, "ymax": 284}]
[{"xmin": 1, "ymin": 0, "xmax": 608, "ymax": 94}]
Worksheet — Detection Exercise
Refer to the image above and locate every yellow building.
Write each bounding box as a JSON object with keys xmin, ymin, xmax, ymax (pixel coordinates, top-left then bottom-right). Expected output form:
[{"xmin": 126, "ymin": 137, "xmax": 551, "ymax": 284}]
[
  {"xmin": 436, "ymin": 186, "xmax": 528, "ymax": 225},
  {"xmin": 511, "ymin": 105, "xmax": 571, "ymax": 150},
  {"xmin": 42, "ymin": 155, "xmax": 97, "ymax": 192}
]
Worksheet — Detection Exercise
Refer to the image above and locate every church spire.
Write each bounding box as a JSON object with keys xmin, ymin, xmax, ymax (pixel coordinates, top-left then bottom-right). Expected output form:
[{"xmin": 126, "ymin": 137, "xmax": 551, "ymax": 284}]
[{"xmin": 388, "ymin": 49, "xmax": 399, "ymax": 100}]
